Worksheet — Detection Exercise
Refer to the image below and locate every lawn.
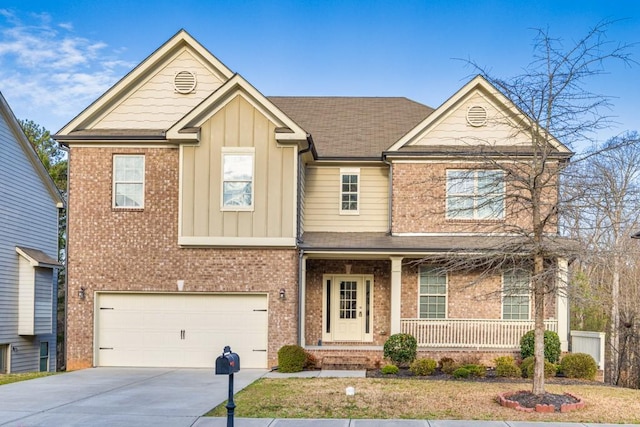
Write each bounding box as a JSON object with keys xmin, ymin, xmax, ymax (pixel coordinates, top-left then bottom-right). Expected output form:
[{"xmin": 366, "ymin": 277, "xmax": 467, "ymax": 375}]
[
  {"xmin": 206, "ymin": 377, "xmax": 640, "ymax": 423},
  {"xmin": 0, "ymin": 372, "xmax": 53, "ymax": 386}
]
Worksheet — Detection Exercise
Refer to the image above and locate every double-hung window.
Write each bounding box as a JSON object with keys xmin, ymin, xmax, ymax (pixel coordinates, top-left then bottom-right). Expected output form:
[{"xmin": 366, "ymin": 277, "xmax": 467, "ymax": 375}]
[
  {"xmin": 419, "ymin": 266, "xmax": 447, "ymax": 318},
  {"xmin": 446, "ymin": 169, "xmax": 504, "ymax": 219},
  {"xmin": 113, "ymin": 155, "xmax": 144, "ymax": 208},
  {"xmin": 340, "ymin": 168, "xmax": 359, "ymax": 214},
  {"xmin": 502, "ymin": 269, "xmax": 530, "ymax": 320},
  {"xmin": 221, "ymin": 148, "xmax": 254, "ymax": 210}
]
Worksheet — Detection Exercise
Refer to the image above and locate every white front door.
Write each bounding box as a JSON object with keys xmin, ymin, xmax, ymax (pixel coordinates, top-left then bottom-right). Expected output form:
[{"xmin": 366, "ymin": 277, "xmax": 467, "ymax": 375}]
[{"xmin": 332, "ymin": 278, "xmax": 364, "ymax": 341}]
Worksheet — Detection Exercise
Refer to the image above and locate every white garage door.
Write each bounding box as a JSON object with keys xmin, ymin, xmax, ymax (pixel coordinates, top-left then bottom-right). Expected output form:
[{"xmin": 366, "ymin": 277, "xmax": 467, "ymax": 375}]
[{"xmin": 96, "ymin": 293, "xmax": 268, "ymax": 368}]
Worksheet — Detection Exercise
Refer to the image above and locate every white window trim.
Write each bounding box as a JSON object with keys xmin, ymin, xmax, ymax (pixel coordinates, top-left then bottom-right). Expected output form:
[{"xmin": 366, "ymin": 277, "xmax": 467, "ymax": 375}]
[
  {"xmin": 501, "ymin": 270, "xmax": 531, "ymax": 320},
  {"xmin": 445, "ymin": 169, "xmax": 505, "ymax": 220},
  {"xmin": 220, "ymin": 147, "xmax": 255, "ymax": 212},
  {"xmin": 112, "ymin": 154, "xmax": 145, "ymax": 209},
  {"xmin": 417, "ymin": 266, "xmax": 448, "ymax": 319},
  {"xmin": 339, "ymin": 168, "xmax": 360, "ymax": 215}
]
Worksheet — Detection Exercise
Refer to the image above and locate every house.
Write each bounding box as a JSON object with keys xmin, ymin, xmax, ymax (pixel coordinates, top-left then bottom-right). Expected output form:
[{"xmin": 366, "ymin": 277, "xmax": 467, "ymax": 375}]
[
  {"xmin": 0, "ymin": 92, "xmax": 63, "ymax": 373},
  {"xmin": 55, "ymin": 30, "xmax": 571, "ymax": 371}
]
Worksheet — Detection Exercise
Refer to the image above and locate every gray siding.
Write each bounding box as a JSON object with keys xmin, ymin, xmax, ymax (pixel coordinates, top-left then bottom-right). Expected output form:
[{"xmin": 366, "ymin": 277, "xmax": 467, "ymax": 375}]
[{"xmin": 0, "ymin": 105, "xmax": 59, "ymax": 372}]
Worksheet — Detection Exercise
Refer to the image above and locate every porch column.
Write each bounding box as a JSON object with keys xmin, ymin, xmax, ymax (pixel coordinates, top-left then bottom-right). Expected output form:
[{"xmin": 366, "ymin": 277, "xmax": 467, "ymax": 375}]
[
  {"xmin": 390, "ymin": 256, "xmax": 403, "ymax": 335},
  {"xmin": 299, "ymin": 255, "xmax": 307, "ymax": 348},
  {"xmin": 556, "ymin": 257, "xmax": 569, "ymax": 352}
]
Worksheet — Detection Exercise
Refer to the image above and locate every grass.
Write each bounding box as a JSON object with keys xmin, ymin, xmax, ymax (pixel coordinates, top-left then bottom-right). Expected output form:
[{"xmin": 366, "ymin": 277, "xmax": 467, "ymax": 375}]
[
  {"xmin": 206, "ymin": 377, "xmax": 640, "ymax": 423},
  {"xmin": 0, "ymin": 372, "xmax": 54, "ymax": 386}
]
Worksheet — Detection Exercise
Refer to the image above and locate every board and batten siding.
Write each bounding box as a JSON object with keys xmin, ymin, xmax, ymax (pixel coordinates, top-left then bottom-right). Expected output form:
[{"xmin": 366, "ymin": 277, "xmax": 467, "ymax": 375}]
[
  {"xmin": 94, "ymin": 49, "xmax": 226, "ymax": 129},
  {"xmin": 303, "ymin": 166, "xmax": 389, "ymax": 232},
  {"xmin": 180, "ymin": 95, "xmax": 296, "ymax": 243},
  {"xmin": 0, "ymin": 108, "xmax": 59, "ymax": 372}
]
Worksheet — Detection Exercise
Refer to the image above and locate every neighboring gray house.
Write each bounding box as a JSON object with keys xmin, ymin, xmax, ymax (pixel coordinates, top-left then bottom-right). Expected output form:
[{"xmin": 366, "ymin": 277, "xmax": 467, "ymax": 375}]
[{"xmin": 0, "ymin": 92, "xmax": 63, "ymax": 373}]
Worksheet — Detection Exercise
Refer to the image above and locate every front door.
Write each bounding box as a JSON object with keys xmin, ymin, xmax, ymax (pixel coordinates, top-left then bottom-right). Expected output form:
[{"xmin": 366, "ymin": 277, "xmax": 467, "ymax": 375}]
[{"xmin": 332, "ymin": 278, "xmax": 364, "ymax": 341}]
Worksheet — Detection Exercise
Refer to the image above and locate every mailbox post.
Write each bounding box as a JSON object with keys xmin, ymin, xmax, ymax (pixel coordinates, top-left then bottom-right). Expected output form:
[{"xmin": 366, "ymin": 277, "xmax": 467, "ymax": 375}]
[{"xmin": 215, "ymin": 346, "xmax": 240, "ymax": 427}]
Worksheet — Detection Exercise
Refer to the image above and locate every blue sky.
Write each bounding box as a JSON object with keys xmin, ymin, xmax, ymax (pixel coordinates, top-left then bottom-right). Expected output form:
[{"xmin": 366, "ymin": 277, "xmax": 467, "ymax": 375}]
[{"xmin": 0, "ymin": 0, "xmax": 638, "ymax": 147}]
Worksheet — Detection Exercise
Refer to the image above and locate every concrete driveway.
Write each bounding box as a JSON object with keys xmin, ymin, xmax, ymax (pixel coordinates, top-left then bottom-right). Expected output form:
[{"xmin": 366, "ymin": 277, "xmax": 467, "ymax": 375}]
[{"xmin": 0, "ymin": 367, "xmax": 265, "ymax": 427}]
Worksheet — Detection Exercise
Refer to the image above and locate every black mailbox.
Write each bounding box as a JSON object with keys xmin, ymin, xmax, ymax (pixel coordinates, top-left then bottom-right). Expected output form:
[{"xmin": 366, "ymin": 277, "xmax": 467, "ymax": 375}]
[{"xmin": 216, "ymin": 345, "xmax": 240, "ymax": 375}]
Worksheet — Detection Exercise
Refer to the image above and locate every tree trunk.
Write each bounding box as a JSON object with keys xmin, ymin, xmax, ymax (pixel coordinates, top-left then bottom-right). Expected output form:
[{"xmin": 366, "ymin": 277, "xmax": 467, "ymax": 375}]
[
  {"xmin": 609, "ymin": 257, "xmax": 620, "ymax": 384},
  {"xmin": 532, "ymin": 254, "xmax": 546, "ymax": 395}
]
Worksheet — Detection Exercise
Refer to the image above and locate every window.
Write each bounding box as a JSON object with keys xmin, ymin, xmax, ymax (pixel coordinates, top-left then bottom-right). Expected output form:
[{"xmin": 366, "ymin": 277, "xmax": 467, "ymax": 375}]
[
  {"xmin": 340, "ymin": 168, "xmax": 359, "ymax": 214},
  {"xmin": 222, "ymin": 149, "xmax": 254, "ymax": 210},
  {"xmin": 419, "ymin": 266, "xmax": 447, "ymax": 318},
  {"xmin": 502, "ymin": 269, "xmax": 530, "ymax": 320},
  {"xmin": 0, "ymin": 345, "xmax": 7, "ymax": 373},
  {"xmin": 39, "ymin": 342, "xmax": 49, "ymax": 372},
  {"xmin": 113, "ymin": 155, "xmax": 144, "ymax": 208},
  {"xmin": 446, "ymin": 169, "xmax": 504, "ymax": 219}
]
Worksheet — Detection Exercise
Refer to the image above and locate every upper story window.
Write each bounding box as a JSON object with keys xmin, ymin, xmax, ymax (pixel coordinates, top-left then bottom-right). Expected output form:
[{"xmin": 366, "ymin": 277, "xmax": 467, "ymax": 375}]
[
  {"xmin": 222, "ymin": 148, "xmax": 254, "ymax": 210},
  {"xmin": 502, "ymin": 269, "xmax": 530, "ymax": 320},
  {"xmin": 419, "ymin": 266, "xmax": 447, "ymax": 318},
  {"xmin": 113, "ymin": 155, "xmax": 144, "ymax": 208},
  {"xmin": 340, "ymin": 168, "xmax": 359, "ymax": 214},
  {"xmin": 446, "ymin": 169, "xmax": 504, "ymax": 219}
]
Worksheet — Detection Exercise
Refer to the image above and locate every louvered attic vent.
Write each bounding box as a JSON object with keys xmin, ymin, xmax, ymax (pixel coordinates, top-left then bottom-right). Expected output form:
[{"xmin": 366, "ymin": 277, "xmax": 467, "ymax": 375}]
[
  {"xmin": 466, "ymin": 105, "xmax": 488, "ymax": 127},
  {"xmin": 174, "ymin": 71, "xmax": 197, "ymax": 94}
]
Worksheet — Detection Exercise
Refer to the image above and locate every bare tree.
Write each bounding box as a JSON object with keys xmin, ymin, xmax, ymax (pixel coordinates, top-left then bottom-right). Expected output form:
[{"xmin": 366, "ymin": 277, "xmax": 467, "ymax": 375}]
[
  {"xmin": 565, "ymin": 132, "xmax": 640, "ymax": 385},
  {"xmin": 439, "ymin": 21, "xmax": 635, "ymax": 395}
]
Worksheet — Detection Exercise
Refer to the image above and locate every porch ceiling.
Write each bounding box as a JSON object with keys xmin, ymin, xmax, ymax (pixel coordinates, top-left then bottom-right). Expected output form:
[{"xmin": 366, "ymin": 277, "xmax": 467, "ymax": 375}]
[{"xmin": 299, "ymin": 232, "xmax": 573, "ymax": 257}]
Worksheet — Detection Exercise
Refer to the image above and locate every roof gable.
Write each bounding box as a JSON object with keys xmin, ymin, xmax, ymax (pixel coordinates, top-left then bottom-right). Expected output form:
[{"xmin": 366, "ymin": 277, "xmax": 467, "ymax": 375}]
[
  {"xmin": 166, "ymin": 74, "xmax": 307, "ymax": 143},
  {"xmin": 387, "ymin": 75, "xmax": 571, "ymax": 155},
  {"xmin": 57, "ymin": 29, "xmax": 234, "ymax": 135},
  {"xmin": 0, "ymin": 92, "xmax": 64, "ymax": 207}
]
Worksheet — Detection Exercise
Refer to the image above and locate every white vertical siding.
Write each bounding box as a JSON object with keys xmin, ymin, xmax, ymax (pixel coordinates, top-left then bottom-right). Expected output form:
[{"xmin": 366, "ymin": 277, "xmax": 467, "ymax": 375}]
[{"xmin": 0, "ymin": 104, "xmax": 59, "ymax": 372}]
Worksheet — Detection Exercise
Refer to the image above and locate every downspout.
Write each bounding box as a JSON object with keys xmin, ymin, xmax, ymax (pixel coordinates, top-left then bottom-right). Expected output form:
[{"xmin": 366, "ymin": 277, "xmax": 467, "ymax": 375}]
[
  {"xmin": 382, "ymin": 153, "xmax": 393, "ymax": 235},
  {"xmin": 296, "ymin": 135, "xmax": 314, "ymax": 347}
]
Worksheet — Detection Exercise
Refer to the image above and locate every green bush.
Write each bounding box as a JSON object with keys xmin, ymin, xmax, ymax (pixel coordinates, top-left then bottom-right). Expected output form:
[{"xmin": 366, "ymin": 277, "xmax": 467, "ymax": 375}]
[
  {"xmin": 381, "ymin": 364, "xmax": 399, "ymax": 375},
  {"xmin": 277, "ymin": 345, "xmax": 306, "ymax": 373},
  {"xmin": 453, "ymin": 367, "xmax": 471, "ymax": 378},
  {"xmin": 383, "ymin": 333, "xmax": 417, "ymax": 366},
  {"xmin": 439, "ymin": 357, "xmax": 458, "ymax": 374},
  {"xmin": 520, "ymin": 330, "xmax": 561, "ymax": 363},
  {"xmin": 409, "ymin": 358, "xmax": 437, "ymax": 376},
  {"xmin": 520, "ymin": 356, "xmax": 557, "ymax": 378},
  {"xmin": 494, "ymin": 356, "xmax": 522, "ymax": 378},
  {"xmin": 560, "ymin": 353, "xmax": 597, "ymax": 380},
  {"xmin": 462, "ymin": 364, "xmax": 486, "ymax": 377}
]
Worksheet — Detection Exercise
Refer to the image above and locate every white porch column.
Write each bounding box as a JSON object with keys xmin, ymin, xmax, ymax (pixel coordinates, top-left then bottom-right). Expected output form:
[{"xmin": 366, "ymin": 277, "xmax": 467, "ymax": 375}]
[
  {"xmin": 390, "ymin": 256, "xmax": 403, "ymax": 335},
  {"xmin": 299, "ymin": 255, "xmax": 307, "ymax": 348},
  {"xmin": 556, "ymin": 257, "xmax": 569, "ymax": 352}
]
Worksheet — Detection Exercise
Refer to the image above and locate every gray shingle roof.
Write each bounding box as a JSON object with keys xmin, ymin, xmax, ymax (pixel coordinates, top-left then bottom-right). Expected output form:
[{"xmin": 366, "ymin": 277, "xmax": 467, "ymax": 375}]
[{"xmin": 269, "ymin": 97, "xmax": 434, "ymax": 158}]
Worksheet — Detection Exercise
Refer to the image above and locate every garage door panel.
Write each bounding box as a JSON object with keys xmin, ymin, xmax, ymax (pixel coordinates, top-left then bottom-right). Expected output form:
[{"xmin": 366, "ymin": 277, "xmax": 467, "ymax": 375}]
[{"xmin": 96, "ymin": 293, "xmax": 268, "ymax": 368}]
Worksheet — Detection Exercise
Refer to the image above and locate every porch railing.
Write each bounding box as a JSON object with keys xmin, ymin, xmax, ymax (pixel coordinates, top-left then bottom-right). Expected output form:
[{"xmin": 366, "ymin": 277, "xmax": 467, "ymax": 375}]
[{"xmin": 401, "ymin": 318, "xmax": 558, "ymax": 349}]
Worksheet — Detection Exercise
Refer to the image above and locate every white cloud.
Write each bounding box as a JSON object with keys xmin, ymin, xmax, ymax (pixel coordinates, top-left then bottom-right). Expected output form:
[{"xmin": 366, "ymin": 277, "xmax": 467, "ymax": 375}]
[{"xmin": 0, "ymin": 10, "xmax": 135, "ymax": 131}]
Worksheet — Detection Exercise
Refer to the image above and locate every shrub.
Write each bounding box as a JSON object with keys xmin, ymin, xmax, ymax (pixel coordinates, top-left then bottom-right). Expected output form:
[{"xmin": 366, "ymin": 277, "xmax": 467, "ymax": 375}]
[
  {"xmin": 439, "ymin": 357, "xmax": 458, "ymax": 374},
  {"xmin": 409, "ymin": 358, "xmax": 437, "ymax": 376},
  {"xmin": 520, "ymin": 330, "xmax": 561, "ymax": 363},
  {"xmin": 520, "ymin": 356, "xmax": 557, "ymax": 378},
  {"xmin": 383, "ymin": 333, "xmax": 417, "ymax": 366},
  {"xmin": 277, "ymin": 345, "xmax": 306, "ymax": 373},
  {"xmin": 462, "ymin": 364, "xmax": 486, "ymax": 377},
  {"xmin": 494, "ymin": 356, "xmax": 522, "ymax": 378},
  {"xmin": 381, "ymin": 364, "xmax": 399, "ymax": 375},
  {"xmin": 560, "ymin": 353, "xmax": 597, "ymax": 380},
  {"xmin": 453, "ymin": 367, "xmax": 471, "ymax": 379}
]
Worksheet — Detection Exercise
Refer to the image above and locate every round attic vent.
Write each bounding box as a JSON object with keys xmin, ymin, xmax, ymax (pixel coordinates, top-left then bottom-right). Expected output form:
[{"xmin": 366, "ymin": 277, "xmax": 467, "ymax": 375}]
[
  {"xmin": 466, "ymin": 105, "xmax": 488, "ymax": 127},
  {"xmin": 174, "ymin": 71, "xmax": 197, "ymax": 94}
]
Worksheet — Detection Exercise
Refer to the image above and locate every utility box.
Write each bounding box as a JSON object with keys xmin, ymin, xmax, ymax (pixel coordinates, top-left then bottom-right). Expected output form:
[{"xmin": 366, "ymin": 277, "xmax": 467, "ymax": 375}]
[{"xmin": 215, "ymin": 346, "xmax": 240, "ymax": 375}]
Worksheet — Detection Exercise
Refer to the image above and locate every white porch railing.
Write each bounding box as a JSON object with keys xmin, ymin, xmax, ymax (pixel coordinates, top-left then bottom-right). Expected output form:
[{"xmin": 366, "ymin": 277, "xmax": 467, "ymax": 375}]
[{"xmin": 401, "ymin": 318, "xmax": 558, "ymax": 349}]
